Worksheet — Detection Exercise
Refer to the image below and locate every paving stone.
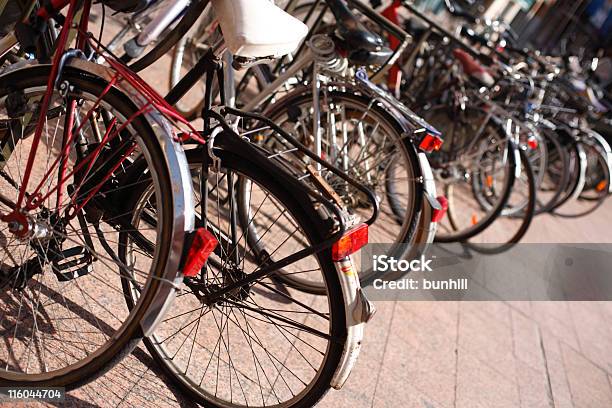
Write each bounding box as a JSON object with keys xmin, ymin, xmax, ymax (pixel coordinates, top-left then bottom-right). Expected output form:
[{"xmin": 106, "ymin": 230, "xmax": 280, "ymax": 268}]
[
  {"xmin": 568, "ymin": 302, "xmax": 612, "ymax": 376},
  {"xmin": 380, "ymin": 325, "xmax": 456, "ymax": 408},
  {"xmin": 562, "ymin": 343, "xmax": 612, "ymax": 408},
  {"xmin": 461, "ymin": 301, "xmax": 512, "ymax": 328},
  {"xmin": 458, "ymin": 305, "xmax": 517, "ymax": 382},
  {"xmin": 456, "ymin": 351, "xmax": 520, "ymax": 408},
  {"xmin": 511, "ymin": 309, "xmax": 545, "ymax": 373},
  {"xmin": 371, "ymin": 377, "xmax": 446, "ymax": 408},
  {"xmin": 516, "ymin": 359, "xmax": 554, "ymax": 408},
  {"xmin": 398, "ymin": 301, "xmax": 459, "ymax": 328},
  {"xmin": 540, "ymin": 329, "xmax": 576, "ymax": 408},
  {"xmin": 395, "ymin": 301, "xmax": 457, "ymax": 357},
  {"xmin": 531, "ymin": 302, "xmax": 580, "ymax": 350},
  {"xmin": 371, "ymin": 333, "xmax": 454, "ymax": 408},
  {"xmin": 507, "ymin": 300, "xmax": 532, "ymax": 317}
]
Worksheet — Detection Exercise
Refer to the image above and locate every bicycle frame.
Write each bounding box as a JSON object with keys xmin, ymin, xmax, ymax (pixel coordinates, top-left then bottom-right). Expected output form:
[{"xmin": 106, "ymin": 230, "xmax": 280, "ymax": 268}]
[
  {"xmin": 1, "ymin": 0, "xmax": 202, "ymax": 233},
  {"xmin": 117, "ymin": 0, "xmax": 190, "ymax": 61}
]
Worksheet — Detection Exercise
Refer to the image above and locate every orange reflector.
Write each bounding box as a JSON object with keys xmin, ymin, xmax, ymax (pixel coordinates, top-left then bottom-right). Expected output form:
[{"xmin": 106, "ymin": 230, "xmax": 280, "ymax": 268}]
[
  {"xmin": 332, "ymin": 223, "xmax": 369, "ymax": 261},
  {"xmin": 183, "ymin": 228, "xmax": 218, "ymax": 278},
  {"xmin": 419, "ymin": 133, "xmax": 444, "ymax": 153},
  {"xmin": 471, "ymin": 213, "xmax": 478, "ymax": 225},
  {"xmin": 486, "ymin": 175, "xmax": 494, "ymax": 188},
  {"xmin": 596, "ymin": 180, "xmax": 607, "ymax": 192},
  {"xmin": 527, "ymin": 136, "xmax": 538, "ymax": 150},
  {"xmin": 432, "ymin": 196, "xmax": 448, "ymax": 222}
]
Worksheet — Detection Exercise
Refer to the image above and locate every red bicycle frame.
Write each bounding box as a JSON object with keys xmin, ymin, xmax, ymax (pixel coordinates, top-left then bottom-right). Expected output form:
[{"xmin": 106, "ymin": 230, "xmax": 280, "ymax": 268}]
[
  {"xmin": 381, "ymin": 0, "xmax": 402, "ymax": 91},
  {"xmin": 1, "ymin": 0, "xmax": 203, "ymax": 234}
]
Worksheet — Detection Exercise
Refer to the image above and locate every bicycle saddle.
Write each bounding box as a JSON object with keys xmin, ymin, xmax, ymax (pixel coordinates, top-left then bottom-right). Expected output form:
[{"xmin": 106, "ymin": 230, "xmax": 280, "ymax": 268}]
[
  {"xmin": 211, "ymin": 0, "xmax": 308, "ymax": 59},
  {"xmin": 325, "ymin": 0, "xmax": 393, "ymax": 65}
]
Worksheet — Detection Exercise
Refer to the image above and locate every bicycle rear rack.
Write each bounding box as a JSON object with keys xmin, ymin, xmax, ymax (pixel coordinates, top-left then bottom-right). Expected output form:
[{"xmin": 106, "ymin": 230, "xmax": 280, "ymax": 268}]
[{"xmin": 207, "ymin": 106, "xmax": 380, "ymax": 228}]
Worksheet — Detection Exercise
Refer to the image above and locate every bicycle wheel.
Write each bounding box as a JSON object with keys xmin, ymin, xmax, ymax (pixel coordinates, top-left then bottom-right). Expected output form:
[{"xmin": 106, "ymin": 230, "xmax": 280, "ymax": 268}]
[
  {"xmin": 467, "ymin": 147, "xmax": 537, "ymax": 250},
  {"xmin": 549, "ymin": 132, "xmax": 587, "ymax": 212},
  {"xmin": 533, "ymin": 127, "xmax": 571, "ymax": 214},
  {"xmin": 263, "ymin": 89, "xmax": 422, "ymax": 289},
  {"xmin": 421, "ymin": 106, "xmax": 517, "ymax": 242},
  {"xmin": 0, "ymin": 64, "xmax": 188, "ymax": 387},
  {"xmin": 123, "ymin": 147, "xmax": 347, "ymax": 408},
  {"xmin": 553, "ymin": 137, "xmax": 610, "ymax": 217}
]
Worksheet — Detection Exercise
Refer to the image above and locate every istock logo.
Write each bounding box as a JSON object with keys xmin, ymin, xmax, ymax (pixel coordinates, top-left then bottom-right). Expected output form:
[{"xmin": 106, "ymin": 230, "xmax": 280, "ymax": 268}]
[{"xmin": 372, "ymin": 255, "xmax": 433, "ymax": 273}]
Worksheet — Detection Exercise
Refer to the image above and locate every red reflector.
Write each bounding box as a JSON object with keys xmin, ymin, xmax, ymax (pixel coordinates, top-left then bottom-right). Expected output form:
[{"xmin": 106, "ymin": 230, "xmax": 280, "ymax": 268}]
[
  {"xmin": 419, "ymin": 133, "xmax": 444, "ymax": 153},
  {"xmin": 432, "ymin": 196, "xmax": 448, "ymax": 223},
  {"xmin": 183, "ymin": 228, "xmax": 218, "ymax": 278},
  {"xmin": 527, "ymin": 136, "xmax": 538, "ymax": 150},
  {"xmin": 332, "ymin": 223, "xmax": 369, "ymax": 261}
]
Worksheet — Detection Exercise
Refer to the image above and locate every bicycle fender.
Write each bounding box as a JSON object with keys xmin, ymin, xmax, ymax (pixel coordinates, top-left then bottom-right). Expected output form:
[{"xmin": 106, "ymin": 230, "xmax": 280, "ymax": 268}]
[
  {"xmin": 585, "ymin": 128, "xmax": 612, "ymax": 194},
  {"xmin": 66, "ymin": 59, "xmax": 196, "ymax": 336},
  {"xmin": 330, "ymin": 256, "xmax": 375, "ymax": 389}
]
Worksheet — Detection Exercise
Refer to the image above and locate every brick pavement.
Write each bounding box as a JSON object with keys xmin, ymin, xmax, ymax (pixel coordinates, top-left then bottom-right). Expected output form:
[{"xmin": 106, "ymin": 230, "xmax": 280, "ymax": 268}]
[{"xmin": 34, "ymin": 183, "xmax": 611, "ymax": 408}]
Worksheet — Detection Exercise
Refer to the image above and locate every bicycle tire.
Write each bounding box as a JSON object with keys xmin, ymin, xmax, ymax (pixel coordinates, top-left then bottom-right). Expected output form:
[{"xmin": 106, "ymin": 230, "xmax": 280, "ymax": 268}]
[
  {"xmin": 126, "ymin": 147, "xmax": 347, "ymax": 408},
  {"xmin": 533, "ymin": 127, "xmax": 571, "ymax": 214},
  {"xmin": 423, "ymin": 106, "xmax": 518, "ymax": 242},
  {"xmin": 0, "ymin": 64, "xmax": 185, "ymax": 388},
  {"xmin": 549, "ymin": 134, "xmax": 587, "ymax": 212},
  {"xmin": 467, "ymin": 147, "xmax": 537, "ymax": 252},
  {"xmin": 262, "ymin": 88, "xmax": 424, "ymax": 289},
  {"xmin": 553, "ymin": 137, "xmax": 610, "ymax": 218}
]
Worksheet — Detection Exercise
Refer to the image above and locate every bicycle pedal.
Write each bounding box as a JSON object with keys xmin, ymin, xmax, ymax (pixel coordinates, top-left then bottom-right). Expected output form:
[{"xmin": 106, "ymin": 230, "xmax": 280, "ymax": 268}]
[{"xmin": 52, "ymin": 246, "xmax": 94, "ymax": 282}]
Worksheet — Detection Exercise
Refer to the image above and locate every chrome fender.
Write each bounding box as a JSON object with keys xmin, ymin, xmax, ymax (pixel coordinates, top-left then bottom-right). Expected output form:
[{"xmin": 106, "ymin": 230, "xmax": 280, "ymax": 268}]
[
  {"xmin": 585, "ymin": 129, "xmax": 612, "ymax": 194},
  {"xmin": 330, "ymin": 256, "xmax": 375, "ymax": 389},
  {"xmin": 67, "ymin": 60, "xmax": 196, "ymax": 336},
  {"xmin": 417, "ymin": 152, "xmax": 439, "ymax": 247}
]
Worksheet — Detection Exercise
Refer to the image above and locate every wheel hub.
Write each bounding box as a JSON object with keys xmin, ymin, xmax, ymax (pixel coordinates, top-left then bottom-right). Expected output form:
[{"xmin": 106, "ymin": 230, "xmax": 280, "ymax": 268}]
[
  {"xmin": 186, "ymin": 267, "xmax": 252, "ymax": 306},
  {"xmin": 2, "ymin": 211, "xmax": 52, "ymax": 240}
]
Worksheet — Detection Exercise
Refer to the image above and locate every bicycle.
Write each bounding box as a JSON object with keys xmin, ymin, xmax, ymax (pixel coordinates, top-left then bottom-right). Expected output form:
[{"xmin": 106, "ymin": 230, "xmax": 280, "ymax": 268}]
[{"xmin": 1, "ymin": 3, "xmax": 376, "ymax": 407}]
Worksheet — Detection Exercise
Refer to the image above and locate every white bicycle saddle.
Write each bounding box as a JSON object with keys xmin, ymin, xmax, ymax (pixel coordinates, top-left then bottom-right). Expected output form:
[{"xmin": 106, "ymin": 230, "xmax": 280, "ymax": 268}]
[{"xmin": 211, "ymin": 0, "xmax": 308, "ymax": 58}]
